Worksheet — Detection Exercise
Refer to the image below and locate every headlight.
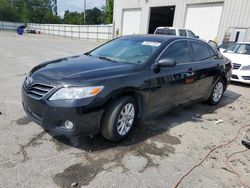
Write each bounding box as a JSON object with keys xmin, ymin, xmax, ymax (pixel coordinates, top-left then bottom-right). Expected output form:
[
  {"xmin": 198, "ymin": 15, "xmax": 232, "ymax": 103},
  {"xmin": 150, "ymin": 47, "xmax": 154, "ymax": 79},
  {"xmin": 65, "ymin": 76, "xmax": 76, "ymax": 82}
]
[
  {"xmin": 49, "ymin": 86, "xmax": 104, "ymax": 100},
  {"xmin": 241, "ymin": 65, "xmax": 250, "ymax": 70}
]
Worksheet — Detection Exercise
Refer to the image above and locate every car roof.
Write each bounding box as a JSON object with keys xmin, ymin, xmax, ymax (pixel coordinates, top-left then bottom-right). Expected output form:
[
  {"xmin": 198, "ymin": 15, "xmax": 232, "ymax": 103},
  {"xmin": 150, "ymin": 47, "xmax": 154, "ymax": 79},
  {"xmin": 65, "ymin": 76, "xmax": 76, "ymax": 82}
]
[
  {"xmin": 155, "ymin": 27, "xmax": 188, "ymax": 30},
  {"xmin": 121, "ymin": 34, "xmax": 203, "ymax": 43}
]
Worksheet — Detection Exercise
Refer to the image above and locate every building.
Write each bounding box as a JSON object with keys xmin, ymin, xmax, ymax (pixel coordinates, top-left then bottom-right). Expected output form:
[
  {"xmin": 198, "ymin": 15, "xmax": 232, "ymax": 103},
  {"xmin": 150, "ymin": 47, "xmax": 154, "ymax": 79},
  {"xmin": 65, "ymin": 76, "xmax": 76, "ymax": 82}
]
[{"xmin": 113, "ymin": 0, "xmax": 250, "ymax": 43}]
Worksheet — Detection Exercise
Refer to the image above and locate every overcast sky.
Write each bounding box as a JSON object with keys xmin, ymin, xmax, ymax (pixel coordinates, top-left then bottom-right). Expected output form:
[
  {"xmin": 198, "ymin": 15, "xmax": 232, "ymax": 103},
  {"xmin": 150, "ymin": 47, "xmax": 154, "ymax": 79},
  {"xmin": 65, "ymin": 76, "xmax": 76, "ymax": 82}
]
[{"xmin": 57, "ymin": 0, "xmax": 106, "ymax": 17}]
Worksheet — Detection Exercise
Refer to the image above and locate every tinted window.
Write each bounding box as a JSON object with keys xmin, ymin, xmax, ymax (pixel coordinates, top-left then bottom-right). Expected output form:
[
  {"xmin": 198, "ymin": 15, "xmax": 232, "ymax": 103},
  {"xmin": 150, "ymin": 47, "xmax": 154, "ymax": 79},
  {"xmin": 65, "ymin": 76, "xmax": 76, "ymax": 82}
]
[
  {"xmin": 155, "ymin": 29, "xmax": 176, "ymax": 35},
  {"xmin": 219, "ymin": 42, "xmax": 235, "ymax": 49},
  {"xmin": 90, "ymin": 38, "xmax": 162, "ymax": 64},
  {"xmin": 179, "ymin": 29, "xmax": 187, "ymax": 36},
  {"xmin": 235, "ymin": 44, "xmax": 250, "ymax": 55},
  {"xmin": 188, "ymin": 30, "xmax": 196, "ymax": 38},
  {"xmin": 160, "ymin": 40, "xmax": 191, "ymax": 64},
  {"xmin": 225, "ymin": 43, "xmax": 250, "ymax": 55},
  {"xmin": 225, "ymin": 44, "xmax": 240, "ymax": 53},
  {"xmin": 191, "ymin": 41, "xmax": 210, "ymax": 61}
]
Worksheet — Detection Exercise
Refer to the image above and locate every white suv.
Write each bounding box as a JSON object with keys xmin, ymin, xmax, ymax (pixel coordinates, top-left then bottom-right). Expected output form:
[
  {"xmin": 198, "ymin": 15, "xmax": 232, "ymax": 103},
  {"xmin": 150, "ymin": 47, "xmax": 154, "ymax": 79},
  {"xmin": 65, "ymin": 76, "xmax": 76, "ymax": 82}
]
[{"xmin": 154, "ymin": 27, "xmax": 199, "ymax": 38}]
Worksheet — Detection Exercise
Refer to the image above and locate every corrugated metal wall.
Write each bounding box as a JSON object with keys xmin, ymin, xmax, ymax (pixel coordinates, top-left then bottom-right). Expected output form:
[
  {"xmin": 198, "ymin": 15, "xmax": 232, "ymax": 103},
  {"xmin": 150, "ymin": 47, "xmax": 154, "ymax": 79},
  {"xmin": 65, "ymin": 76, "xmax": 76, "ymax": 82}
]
[
  {"xmin": 114, "ymin": 0, "xmax": 250, "ymax": 43},
  {"xmin": 217, "ymin": 0, "xmax": 250, "ymax": 42}
]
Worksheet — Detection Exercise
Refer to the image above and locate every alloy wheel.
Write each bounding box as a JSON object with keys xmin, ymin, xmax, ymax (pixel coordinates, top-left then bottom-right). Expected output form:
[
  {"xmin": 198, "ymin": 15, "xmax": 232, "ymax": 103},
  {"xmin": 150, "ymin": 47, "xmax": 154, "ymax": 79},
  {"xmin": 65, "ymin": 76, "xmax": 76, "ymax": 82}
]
[
  {"xmin": 117, "ymin": 103, "xmax": 135, "ymax": 136},
  {"xmin": 213, "ymin": 81, "xmax": 224, "ymax": 103}
]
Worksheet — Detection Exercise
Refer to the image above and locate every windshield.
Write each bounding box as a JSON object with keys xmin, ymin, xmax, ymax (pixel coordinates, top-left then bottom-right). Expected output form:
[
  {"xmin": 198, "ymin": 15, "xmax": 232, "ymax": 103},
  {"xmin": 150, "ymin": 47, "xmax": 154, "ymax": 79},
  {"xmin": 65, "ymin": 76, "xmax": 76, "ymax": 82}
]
[
  {"xmin": 225, "ymin": 43, "xmax": 250, "ymax": 55},
  {"xmin": 155, "ymin": 29, "xmax": 176, "ymax": 35},
  {"xmin": 89, "ymin": 38, "xmax": 162, "ymax": 64}
]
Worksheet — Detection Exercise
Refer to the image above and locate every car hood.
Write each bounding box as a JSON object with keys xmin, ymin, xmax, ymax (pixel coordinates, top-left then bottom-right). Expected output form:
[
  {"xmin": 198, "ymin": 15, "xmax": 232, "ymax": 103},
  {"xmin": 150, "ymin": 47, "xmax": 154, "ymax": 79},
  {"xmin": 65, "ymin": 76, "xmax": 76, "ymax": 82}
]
[
  {"xmin": 222, "ymin": 52, "xmax": 250, "ymax": 66},
  {"xmin": 30, "ymin": 54, "xmax": 138, "ymax": 83}
]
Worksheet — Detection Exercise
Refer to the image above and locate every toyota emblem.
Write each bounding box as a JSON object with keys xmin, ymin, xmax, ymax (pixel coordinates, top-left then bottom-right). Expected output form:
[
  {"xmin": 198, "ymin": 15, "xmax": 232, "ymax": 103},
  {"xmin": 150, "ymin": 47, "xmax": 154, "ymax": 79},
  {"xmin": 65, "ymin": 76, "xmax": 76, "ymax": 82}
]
[{"xmin": 25, "ymin": 76, "xmax": 33, "ymax": 86}]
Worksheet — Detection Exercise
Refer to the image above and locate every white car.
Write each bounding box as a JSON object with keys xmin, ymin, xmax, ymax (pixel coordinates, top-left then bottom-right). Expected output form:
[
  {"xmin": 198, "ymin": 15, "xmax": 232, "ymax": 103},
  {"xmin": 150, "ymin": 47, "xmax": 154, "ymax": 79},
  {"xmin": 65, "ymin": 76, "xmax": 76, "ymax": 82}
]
[
  {"xmin": 154, "ymin": 27, "xmax": 199, "ymax": 38},
  {"xmin": 218, "ymin": 42, "xmax": 235, "ymax": 53},
  {"xmin": 222, "ymin": 42, "xmax": 250, "ymax": 84}
]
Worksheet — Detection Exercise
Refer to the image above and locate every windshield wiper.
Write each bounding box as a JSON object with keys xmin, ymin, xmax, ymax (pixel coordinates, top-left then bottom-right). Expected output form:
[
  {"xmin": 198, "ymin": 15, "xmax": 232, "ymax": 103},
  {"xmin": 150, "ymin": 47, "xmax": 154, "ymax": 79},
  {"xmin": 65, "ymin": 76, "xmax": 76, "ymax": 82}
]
[
  {"xmin": 98, "ymin": 56, "xmax": 119, "ymax": 63},
  {"xmin": 85, "ymin": 52, "xmax": 92, "ymax": 56}
]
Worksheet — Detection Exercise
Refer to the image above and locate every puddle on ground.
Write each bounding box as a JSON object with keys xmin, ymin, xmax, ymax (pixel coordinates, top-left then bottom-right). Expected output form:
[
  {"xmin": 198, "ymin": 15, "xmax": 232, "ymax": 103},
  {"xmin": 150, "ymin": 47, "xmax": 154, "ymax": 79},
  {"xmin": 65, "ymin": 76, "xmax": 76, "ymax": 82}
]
[
  {"xmin": 52, "ymin": 124, "xmax": 181, "ymax": 187},
  {"xmin": 53, "ymin": 158, "xmax": 108, "ymax": 188},
  {"xmin": 16, "ymin": 116, "xmax": 31, "ymax": 125},
  {"xmin": 53, "ymin": 163, "xmax": 98, "ymax": 187}
]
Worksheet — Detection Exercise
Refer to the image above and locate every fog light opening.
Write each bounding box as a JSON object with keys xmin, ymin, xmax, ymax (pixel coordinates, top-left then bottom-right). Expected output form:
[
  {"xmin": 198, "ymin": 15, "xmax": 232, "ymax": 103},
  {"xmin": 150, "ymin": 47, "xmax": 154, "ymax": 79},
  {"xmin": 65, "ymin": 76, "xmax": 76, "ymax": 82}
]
[{"xmin": 64, "ymin": 120, "xmax": 74, "ymax": 130}]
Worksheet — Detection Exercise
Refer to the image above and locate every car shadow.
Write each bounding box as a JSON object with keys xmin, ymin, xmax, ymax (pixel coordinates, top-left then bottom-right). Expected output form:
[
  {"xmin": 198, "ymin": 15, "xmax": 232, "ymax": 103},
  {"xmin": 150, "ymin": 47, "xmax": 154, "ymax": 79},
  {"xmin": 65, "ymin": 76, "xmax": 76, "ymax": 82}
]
[
  {"xmin": 49, "ymin": 89, "xmax": 241, "ymax": 152},
  {"xmin": 230, "ymin": 81, "xmax": 250, "ymax": 88}
]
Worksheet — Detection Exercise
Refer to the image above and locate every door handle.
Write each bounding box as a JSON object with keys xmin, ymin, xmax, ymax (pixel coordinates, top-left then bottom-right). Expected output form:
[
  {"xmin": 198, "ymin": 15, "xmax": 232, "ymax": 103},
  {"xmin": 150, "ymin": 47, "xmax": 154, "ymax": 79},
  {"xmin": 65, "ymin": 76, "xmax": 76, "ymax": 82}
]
[{"xmin": 188, "ymin": 68, "xmax": 193, "ymax": 72}]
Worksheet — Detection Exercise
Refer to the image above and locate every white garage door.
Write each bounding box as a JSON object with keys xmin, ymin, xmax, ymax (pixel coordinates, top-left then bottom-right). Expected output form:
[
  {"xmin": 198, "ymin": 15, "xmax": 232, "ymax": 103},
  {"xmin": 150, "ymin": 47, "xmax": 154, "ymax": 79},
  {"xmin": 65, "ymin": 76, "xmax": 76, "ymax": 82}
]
[
  {"xmin": 185, "ymin": 4, "xmax": 223, "ymax": 41},
  {"xmin": 122, "ymin": 9, "xmax": 141, "ymax": 35}
]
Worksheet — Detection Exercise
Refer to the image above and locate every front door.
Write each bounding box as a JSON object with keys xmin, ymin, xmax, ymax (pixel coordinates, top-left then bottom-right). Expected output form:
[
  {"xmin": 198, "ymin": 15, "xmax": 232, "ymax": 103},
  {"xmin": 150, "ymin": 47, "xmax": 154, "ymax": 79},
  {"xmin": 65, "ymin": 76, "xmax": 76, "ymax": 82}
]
[{"xmin": 147, "ymin": 40, "xmax": 196, "ymax": 114}]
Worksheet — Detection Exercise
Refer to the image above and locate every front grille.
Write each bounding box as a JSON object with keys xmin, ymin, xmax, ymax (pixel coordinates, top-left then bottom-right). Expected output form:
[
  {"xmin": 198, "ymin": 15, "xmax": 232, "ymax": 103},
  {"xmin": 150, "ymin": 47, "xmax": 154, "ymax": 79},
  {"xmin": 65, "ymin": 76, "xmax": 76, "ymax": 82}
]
[
  {"xmin": 233, "ymin": 63, "xmax": 241, "ymax": 69},
  {"xmin": 231, "ymin": 74, "xmax": 239, "ymax": 79},
  {"xmin": 23, "ymin": 83, "xmax": 54, "ymax": 99},
  {"xmin": 242, "ymin": 76, "xmax": 250, "ymax": 80}
]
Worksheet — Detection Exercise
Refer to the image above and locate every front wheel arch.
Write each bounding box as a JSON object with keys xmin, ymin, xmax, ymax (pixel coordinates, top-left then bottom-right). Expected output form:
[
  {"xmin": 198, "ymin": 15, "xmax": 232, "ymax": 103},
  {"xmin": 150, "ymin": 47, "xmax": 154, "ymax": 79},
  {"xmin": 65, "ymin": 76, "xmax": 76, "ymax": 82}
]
[
  {"xmin": 103, "ymin": 89, "xmax": 147, "ymax": 122},
  {"xmin": 100, "ymin": 95, "xmax": 138, "ymax": 141}
]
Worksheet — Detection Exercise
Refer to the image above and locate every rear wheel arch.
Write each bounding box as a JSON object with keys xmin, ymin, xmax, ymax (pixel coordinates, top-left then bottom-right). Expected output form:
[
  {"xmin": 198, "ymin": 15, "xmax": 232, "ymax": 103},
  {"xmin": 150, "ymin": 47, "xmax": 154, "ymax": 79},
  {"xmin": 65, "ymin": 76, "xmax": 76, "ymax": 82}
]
[
  {"xmin": 208, "ymin": 78, "xmax": 225, "ymax": 105},
  {"xmin": 221, "ymin": 77, "xmax": 227, "ymax": 91},
  {"xmin": 212, "ymin": 75, "xmax": 227, "ymax": 90}
]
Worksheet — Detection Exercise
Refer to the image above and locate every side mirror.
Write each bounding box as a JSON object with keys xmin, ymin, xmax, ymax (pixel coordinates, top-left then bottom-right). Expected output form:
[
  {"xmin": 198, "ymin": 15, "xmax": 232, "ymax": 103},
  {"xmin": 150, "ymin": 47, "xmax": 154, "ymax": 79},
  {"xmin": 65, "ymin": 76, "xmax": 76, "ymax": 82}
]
[
  {"xmin": 208, "ymin": 40, "xmax": 219, "ymax": 51},
  {"xmin": 157, "ymin": 58, "xmax": 176, "ymax": 67},
  {"xmin": 195, "ymin": 35, "xmax": 199, "ymax": 38}
]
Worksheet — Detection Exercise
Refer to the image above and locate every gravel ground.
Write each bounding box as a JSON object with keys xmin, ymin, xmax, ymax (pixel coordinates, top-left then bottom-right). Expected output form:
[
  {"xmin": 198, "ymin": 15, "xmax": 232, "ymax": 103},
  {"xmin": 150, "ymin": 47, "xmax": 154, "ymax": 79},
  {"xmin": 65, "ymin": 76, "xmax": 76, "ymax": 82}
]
[{"xmin": 0, "ymin": 31, "xmax": 249, "ymax": 188}]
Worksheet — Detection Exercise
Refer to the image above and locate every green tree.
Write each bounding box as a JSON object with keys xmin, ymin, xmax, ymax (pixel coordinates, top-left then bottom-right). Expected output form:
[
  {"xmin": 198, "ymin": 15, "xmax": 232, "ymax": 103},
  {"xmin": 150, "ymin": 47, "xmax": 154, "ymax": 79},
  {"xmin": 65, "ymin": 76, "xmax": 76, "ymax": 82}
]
[
  {"xmin": 63, "ymin": 10, "xmax": 84, "ymax": 25},
  {"xmin": 0, "ymin": 0, "xmax": 60, "ymax": 23},
  {"xmin": 20, "ymin": 1, "xmax": 30, "ymax": 23},
  {"xmin": 102, "ymin": 0, "xmax": 113, "ymax": 24},
  {"xmin": 42, "ymin": 11, "xmax": 61, "ymax": 24},
  {"xmin": 0, "ymin": 0, "xmax": 19, "ymax": 22},
  {"xmin": 85, "ymin": 7, "xmax": 103, "ymax": 25}
]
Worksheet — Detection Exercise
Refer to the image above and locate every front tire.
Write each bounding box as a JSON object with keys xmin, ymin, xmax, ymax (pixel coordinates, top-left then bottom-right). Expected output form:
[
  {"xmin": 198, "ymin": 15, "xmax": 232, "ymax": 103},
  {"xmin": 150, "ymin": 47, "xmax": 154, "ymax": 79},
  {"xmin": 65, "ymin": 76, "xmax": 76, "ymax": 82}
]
[
  {"xmin": 208, "ymin": 79, "xmax": 225, "ymax": 105},
  {"xmin": 101, "ymin": 96, "xmax": 137, "ymax": 142}
]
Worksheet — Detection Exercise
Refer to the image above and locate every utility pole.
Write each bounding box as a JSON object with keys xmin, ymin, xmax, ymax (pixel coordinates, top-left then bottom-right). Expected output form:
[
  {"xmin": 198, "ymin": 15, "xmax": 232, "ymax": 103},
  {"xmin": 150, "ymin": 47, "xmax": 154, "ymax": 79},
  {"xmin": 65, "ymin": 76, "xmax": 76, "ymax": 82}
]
[{"xmin": 84, "ymin": 0, "xmax": 86, "ymax": 24}]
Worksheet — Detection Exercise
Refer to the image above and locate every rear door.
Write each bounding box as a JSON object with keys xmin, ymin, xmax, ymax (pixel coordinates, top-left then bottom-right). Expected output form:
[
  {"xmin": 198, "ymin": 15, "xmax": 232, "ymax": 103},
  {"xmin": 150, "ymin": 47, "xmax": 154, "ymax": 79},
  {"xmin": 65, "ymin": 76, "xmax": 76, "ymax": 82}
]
[
  {"xmin": 189, "ymin": 40, "xmax": 221, "ymax": 99},
  {"xmin": 148, "ymin": 40, "xmax": 196, "ymax": 114}
]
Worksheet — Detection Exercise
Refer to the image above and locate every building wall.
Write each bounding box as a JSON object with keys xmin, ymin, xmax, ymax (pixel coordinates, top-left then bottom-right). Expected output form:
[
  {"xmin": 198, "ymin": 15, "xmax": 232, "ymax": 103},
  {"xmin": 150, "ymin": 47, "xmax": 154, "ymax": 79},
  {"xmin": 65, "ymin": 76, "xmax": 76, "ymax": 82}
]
[
  {"xmin": 217, "ymin": 0, "xmax": 250, "ymax": 42},
  {"xmin": 114, "ymin": 0, "xmax": 250, "ymax": 43}
]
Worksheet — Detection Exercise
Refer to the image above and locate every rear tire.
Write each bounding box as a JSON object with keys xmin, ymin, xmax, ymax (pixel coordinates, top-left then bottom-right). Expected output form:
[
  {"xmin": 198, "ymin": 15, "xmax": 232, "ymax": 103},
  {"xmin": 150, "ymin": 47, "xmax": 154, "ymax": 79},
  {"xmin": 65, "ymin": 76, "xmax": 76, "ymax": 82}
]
[
  {"xmin": 101, "ymin": 96, "xmax": 137, "ymax": 142},
  {"xmin": 208, "ymin": 79, "xmax": 225, "ymax": 105}
]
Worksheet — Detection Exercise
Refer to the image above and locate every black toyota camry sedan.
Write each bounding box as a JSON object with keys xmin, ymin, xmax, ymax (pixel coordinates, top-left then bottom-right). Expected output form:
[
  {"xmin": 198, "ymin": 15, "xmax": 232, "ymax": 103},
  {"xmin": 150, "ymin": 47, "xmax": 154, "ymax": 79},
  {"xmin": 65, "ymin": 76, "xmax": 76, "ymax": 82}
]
[{"xmin": 22, "ymin": 35, "xmax": 232, "ymax": 142}]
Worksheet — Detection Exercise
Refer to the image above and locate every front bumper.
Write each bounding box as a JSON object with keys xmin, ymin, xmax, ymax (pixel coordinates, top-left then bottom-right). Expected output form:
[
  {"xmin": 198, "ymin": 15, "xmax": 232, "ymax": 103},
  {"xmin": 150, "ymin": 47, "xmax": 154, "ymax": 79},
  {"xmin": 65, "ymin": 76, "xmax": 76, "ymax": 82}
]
[
  {"xmin": 231, "ymin": 69, "xmax": 250, "ymax": 84},
  {"xmin": 22, "ymin": 89, "xmax": 104, "ymax": 136}
]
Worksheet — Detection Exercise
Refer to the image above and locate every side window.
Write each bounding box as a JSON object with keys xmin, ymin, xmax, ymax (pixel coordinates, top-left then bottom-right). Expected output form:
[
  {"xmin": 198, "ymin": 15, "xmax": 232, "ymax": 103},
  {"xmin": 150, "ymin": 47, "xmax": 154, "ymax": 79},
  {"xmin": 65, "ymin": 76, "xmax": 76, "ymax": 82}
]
[
  {"xmin": 160, "ymin": 40, "xmax": 192, "ymax": 64},
  {"xmin": 191, "ymin": 41, "xmax": 211, "ymax": 61},
  {"xmin": 209, "ymin": 47, "xmax": 219, "ymax": 59},
  {"xmin": 188, "ymin": 30, "xmax": 196, "ymax": 38},
  {"xmin": 179, "ymin": 29, "xmax": 187, "ymax": 36},
  {"xmin": 225, "ymin": 44, "xmax": 240, "ymax": 53},
  {"xmin": 155, "ymin": 29, "xmax": 176, "ymax": 35}
]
